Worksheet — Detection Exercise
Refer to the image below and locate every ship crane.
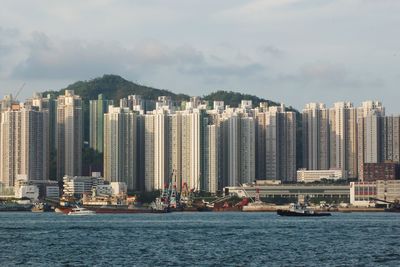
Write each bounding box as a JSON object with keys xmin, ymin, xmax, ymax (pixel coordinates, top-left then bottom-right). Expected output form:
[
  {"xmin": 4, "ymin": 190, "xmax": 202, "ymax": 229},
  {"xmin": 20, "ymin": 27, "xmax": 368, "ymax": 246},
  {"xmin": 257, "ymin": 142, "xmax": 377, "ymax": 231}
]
[
  {"xmin": 370, "ymin": 197, "xmax": 399, "ymax": 206},
  {"xmin": 170, "ymin": 183, "xmax": 177, "ymax": 209},
  {"xmin": 180, "ymin": 182, "xmax": 193, "ymax": 207},
  {"xmin": 370, "ymin": 197, "xmax": 400, "ymax": 212}
]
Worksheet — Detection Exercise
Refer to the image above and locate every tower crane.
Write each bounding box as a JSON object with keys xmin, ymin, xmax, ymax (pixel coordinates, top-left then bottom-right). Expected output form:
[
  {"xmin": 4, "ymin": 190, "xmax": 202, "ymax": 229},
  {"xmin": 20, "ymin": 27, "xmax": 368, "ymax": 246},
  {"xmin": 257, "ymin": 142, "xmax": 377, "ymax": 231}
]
[{"xmin": 13, "ymin": 82, "xmax": 26, "ymax": 101}]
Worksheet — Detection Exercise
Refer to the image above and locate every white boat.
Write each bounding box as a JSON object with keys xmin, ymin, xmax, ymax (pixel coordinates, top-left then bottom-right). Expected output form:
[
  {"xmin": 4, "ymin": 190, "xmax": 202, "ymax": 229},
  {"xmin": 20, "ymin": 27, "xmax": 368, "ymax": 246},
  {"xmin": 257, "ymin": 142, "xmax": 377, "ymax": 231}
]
[{"xmin": 67, "ymin": 206, "xmax": 96, "ymax": 216}]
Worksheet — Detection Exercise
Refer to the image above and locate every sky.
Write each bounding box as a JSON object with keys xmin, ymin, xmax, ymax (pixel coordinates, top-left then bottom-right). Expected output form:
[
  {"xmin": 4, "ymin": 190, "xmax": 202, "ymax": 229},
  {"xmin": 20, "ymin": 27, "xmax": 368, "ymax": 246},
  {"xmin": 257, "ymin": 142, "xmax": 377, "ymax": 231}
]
[{"xmin": 0, "ymin": 0, "xmax": 399, "ymax": 113}]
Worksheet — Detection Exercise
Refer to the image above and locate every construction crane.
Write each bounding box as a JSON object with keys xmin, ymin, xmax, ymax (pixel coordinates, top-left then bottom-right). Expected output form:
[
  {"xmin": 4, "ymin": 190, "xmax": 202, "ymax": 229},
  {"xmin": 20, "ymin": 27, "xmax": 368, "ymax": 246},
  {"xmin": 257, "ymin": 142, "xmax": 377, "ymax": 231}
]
[{"xmin": 13, "ymin": 83, "xmax": 26, "ymax": 101}]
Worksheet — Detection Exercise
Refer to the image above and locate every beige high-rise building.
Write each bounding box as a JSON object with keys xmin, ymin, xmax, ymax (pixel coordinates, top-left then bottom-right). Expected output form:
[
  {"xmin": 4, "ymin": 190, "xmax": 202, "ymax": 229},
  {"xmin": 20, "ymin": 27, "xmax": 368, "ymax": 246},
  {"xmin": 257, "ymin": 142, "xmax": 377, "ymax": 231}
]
[
  {"xmin": 265, "ymin": 105, "xmax": 297, "ymax": 182},
  {"xmin": 329, "ymin": 102, "xmax": 358, "ymax": 178},
  {"xmin": 181, "ymin": 109, "xmax": 205, "ymax": 191},
  {"xmin": 302, "ymin": 103, "xmax": 330, "ymax": 170},
  {"xmin": 154, "ymin": 109, "xmax": 169, "ymax": 190},
  {"xmin": 0, "ymin": 105, "xmax": 49, "ymax": 187},
  {"xmin": 357, "ymin": 101, "xmax": 385, "ymax": 177},
  {"xmin": 103, "ymin": 106, "xmax": 137, "ymax": 190},
  {"xmin": 143, "ymin": 105, "xmax": 209, "ymax": 192},
  {"xmin": 56, "ymin": 90, "xmax": 83, "ymax": 180},
  {"xmin": 144, "ymin": 114, "xmax": 155, "ymax": 192},
  {"xmin": 204, "ymin": 124, "xmax": 218, "ymax": 193}
]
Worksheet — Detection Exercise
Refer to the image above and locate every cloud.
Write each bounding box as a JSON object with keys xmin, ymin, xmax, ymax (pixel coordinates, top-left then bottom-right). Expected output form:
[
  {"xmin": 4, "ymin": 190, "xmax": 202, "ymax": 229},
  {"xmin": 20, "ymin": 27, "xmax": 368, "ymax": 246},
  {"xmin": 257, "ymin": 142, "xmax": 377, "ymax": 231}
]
[
  {"xmin": 0, "ymin": 27, "xmax": 27, "ymax": 78},
  {"xmin": 13, "ymin": 33, "xmax": 132, "ymax": 79},
  {"xmin": 276, "ymin": 61, "xmax": 384, "ymax": 90},
  {"xmin": 259, "ymin": 45, "xmax": 284, "ymax": 58},
  {"xmin": 9, "ymin": 32, "xmax": 266, "ymax": 85}
]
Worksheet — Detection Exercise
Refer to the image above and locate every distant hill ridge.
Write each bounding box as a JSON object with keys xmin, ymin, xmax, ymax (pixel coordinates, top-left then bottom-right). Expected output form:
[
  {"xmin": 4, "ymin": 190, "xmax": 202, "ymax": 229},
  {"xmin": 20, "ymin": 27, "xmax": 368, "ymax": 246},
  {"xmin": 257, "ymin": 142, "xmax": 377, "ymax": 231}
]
[{"xmin": 43, "ymin": 74, "xmax": 290, "ymax": 109}]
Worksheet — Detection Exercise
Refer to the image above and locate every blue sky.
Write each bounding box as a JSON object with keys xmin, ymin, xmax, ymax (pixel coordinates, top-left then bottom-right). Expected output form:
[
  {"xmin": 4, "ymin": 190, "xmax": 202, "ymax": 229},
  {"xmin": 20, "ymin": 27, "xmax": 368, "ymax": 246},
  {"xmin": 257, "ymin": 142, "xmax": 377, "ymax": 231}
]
[{"xmin": 0, "ymin": 0, "xmax": 399, "ymax": 113}]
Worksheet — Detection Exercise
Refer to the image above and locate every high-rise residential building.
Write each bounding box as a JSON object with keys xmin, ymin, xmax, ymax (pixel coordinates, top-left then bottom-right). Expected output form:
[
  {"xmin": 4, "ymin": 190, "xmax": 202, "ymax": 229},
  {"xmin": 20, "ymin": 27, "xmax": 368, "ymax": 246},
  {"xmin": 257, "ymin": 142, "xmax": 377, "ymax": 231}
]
[
  {"xmin": 120, "ymin": 95, "xmax": 144, "ymax": 111},
  {"xmin": 0, "ymin": 95, "xmax": 14, "ymax": 111},
  {"xmin": 0, "ymin": 105, "xmax": 49, "ymax": 187},
  {"xmin": 136, "ymin": 113, "xmax": 146, "ymax": 191},
  {"xmin": 144, "ymin": 114, "xmax": 155, "ymax": 192},
  {"xmin": 156, "ymin": 96, "xmax": 172, "ymax": 110},
  {"xmin": 265, "ymin": 105, "xmax": 297, "ymax": 182},
  {"xmin": 31, "ymin": 93, "xmax": 57, "ymax": 152},
  {"xmin": 56, "ymin": 90, "xmax": 83, "ymax": 180},
  {"xmin": 154, "ymin": 108, "xmax": 169, "ymax": 190},
  {"xmin": 357, "ymin": 101, "xmax": 385, "ymax": 178},
  {"xmin": 220, "ymin": 113, "xmax": 240, "ymax": 186},
  {"xmin": 302, "ymin": 103, "xmax": 330, "ymax": 170},
  {"xmin": 181, "ymin": 108, "xmax": 207, "ymax": 191},
  {"xmin": 213, "ymin": 101, "xmax": 225, "ymax": 112},
  {"xmin": 89, "ymin": 94, "xmax": 113, "ymax": 153},
  {"xmin": 204, "ymin": 124, "xmax": 218, "ymax": 193},
  {"xmin": 239, "ymin": 116, "xmax": 255, "ymax": 184},
  {"xmin": 167, "ymin": 112, "xmax": 182, "ymax": 190},
  {"xmin": 255, "ymin": 109, "xmax": 266, "ymax": 179},
  {"xmin": 383, "ymin": 115, "xmax": 400, "ymax": 162},
  {"xmin": 358, "ymin": 101, "xmax": 385, "ymax": 118},
  {"xmin": 103, "ymin": 106, "xmax": 137, "ymax": 191},
  {"xmin": 219, "ymin": 108, "xmax": 256, "ymax": 187},
  {"xmin": 329, "ymin": 102, "xmax": 358, "ymax": 178}
]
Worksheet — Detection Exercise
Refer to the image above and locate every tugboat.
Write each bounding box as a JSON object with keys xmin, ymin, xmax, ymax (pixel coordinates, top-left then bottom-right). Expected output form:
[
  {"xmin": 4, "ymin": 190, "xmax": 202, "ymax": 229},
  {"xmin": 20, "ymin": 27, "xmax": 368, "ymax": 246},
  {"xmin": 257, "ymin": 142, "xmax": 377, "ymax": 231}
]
[
  {"xmin": 277, "ymin": 203, "xmax": 331, "ymax": 217},
  {"xmin": 31, "ymin": 202, "xmax": 53, "ymax": 212}
]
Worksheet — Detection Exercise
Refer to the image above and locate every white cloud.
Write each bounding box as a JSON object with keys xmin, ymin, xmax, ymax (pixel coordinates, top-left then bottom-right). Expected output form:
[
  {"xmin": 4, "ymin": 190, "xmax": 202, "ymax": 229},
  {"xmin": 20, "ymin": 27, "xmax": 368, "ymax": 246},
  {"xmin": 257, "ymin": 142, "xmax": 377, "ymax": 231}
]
[{"xmin": 0, "ymin": 0, "xmax": 399, "ymax": 113}]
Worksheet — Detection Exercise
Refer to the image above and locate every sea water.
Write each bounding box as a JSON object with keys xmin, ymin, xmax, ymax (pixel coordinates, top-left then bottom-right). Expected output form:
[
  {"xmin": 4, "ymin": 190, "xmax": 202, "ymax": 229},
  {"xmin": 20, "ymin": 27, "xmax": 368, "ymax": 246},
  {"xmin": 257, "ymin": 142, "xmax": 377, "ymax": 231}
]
[{"xmin": 0, "ymin": 212, "xmax": 399, "ymax": 266}]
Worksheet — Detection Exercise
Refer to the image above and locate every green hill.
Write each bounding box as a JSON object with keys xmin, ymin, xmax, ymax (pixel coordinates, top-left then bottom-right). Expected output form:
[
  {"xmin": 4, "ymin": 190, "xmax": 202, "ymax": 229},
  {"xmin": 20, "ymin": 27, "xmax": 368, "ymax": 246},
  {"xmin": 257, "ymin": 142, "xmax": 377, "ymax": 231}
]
[
  {"xmin": 43, "ymin": 74, "xmax": 297, "ymax": 110},
  {"xmin": 43, "ymin": 74, "xmax": 191, "ymax": 103}
]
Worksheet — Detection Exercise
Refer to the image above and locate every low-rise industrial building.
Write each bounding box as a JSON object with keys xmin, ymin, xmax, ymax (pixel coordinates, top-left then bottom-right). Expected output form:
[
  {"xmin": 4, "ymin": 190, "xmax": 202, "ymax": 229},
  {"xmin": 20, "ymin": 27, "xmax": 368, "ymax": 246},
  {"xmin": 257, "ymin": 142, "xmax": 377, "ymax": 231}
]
[
  {"xmin": 350, "ymin": 180, "xmax": 400, "ymax": 206},
  {"xmin": 296, "ymin": 169, "xmax": 344, "ymax": 183},
  {"xmin": 63, "ymin": 173, "xmax": 105, "ymax": 197},
  {"xmin": 224, "ymin": 184, "xmax": 349, "ymax": 200}
]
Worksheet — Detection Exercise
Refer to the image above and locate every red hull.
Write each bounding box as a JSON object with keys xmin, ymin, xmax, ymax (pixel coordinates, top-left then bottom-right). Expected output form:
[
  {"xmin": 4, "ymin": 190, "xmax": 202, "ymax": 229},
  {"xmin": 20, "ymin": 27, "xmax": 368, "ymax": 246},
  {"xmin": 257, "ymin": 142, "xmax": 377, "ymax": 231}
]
[{"xmin": 88, "ymin": 208, "xmax": 152, "ymax": 214}]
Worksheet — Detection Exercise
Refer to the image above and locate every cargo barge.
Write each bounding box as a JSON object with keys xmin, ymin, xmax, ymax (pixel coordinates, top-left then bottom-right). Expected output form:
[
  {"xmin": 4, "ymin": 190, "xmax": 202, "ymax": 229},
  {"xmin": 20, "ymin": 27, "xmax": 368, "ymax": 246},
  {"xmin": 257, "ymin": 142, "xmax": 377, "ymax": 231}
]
[
  {"xmin": 0, "ymin": 202, "xmax": 33, "ymax": 212},
  {"xmin": 85, "ymin": 205, "xmax": 152, "ymax": 214}
]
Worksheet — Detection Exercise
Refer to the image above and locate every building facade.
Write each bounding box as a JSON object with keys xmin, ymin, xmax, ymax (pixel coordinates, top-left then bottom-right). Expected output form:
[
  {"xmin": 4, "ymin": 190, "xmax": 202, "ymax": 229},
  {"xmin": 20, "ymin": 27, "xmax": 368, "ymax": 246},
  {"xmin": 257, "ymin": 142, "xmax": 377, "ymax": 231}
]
[
  {"xmin": 89, "ymin": 94, "xmax": 113, "ymax": 153},
  {"xmin": 103, "ymin": 106, "xmax": 137, "ymax": 191},
  {"xmin": 302, "ymin": 103, "xmax": 330, "ymax": 170},
  {"xmin": 56, "ymin": 90, "xmax": 83, "ymax": 180},
  {"xmin": 0, "ymin": 105, "xmax": 49, "ymax": 187}
]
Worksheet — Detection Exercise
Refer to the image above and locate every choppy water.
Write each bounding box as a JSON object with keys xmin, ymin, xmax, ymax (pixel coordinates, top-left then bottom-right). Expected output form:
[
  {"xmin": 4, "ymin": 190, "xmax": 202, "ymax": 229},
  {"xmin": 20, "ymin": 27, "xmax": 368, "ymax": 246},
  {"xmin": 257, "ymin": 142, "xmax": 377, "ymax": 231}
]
[{"xmin": 0, "ymin": 212, "xmax": 399, "ymax": 266}]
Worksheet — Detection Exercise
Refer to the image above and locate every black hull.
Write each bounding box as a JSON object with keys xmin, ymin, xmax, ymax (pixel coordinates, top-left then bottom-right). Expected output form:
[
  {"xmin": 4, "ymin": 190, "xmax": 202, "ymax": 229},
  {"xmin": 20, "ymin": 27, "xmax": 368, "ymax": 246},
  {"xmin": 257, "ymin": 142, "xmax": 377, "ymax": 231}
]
[
  {"xmin": 384, "ymin": 208, "xmax": 400, "ymax": 212},
  {"xmin": 150, "ymin": 207, "xmax": 171, "ymax": 213},
  {"xmin": 277, "ymin": 209, "xmax": 331, "ymax": 217}
]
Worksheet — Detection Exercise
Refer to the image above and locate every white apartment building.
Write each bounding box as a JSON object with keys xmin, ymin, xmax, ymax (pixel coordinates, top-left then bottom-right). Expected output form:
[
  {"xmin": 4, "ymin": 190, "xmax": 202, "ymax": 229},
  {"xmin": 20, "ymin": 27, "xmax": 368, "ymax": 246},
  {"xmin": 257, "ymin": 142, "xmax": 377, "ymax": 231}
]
[
  {"xmin": 302, "ymin": 103, "xmax": 330, "ymax": 170},
  {"xmin": 56, "ymin": 90, "xmax": 83, "ymax": 180},
  {"xmin": 0, "ymin": 105, "xmax": 49, "ymax": 187},
  {"xmin": 103, "ymin": 106, "xmax": 137, "ymax": 191},
  {"xmin": 329, "ymin": 102, "xmax": 358, "ymax": 178}
]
